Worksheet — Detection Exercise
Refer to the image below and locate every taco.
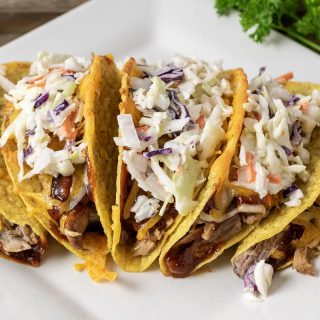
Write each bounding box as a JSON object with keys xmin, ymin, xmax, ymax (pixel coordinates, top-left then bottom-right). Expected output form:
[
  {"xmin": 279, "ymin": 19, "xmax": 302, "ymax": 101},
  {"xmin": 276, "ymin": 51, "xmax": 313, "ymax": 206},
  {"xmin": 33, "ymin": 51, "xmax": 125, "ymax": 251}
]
[
  {"xmin": 112, "ymin": 55, "xmax": 248, "ymax": 271},
  {"xmin": 231, "ymin": 80, "xmax": 320, "ymax": 300},
  {"xmin": 0, "ymin": 52, "xmax": 120, "ymax": 281},
  {"xmin": 0, "ymin": 62, "xmax": 47, "ymax": 267},
  {"xmin": 160, "ymin": 71, "xmax": 320, "ymax": 278}
]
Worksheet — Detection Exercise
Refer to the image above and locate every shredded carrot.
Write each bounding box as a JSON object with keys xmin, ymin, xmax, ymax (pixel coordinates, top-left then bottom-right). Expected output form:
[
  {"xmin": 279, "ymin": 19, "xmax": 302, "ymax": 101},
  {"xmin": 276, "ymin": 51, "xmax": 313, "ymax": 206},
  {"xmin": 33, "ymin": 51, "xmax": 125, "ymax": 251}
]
[
  {"xmin": 246, "ymin": 152, "xmax": 256, "ymax": 183},
  {"xmin": 267, "ymin": 173, "xmax": 281, "ymax": 184},
  {"xmin": 26, "ymin": 72, "xmax": 49, "ymax": 88},
  {"xmin": 57, "ymin": 111, "xmax": 77, "ymax": 140},
  {"xmin": 136, "ymin": 125, "xmax": 149, "ymax": 133},
  {"xmin": 27, "ymin": 79, "xmax": 46, "ymax": 88},
  {"xmin": 300, "ymin": 102, "xmax": 309, "ymax": 112},
  {"xmin": 275, "ymin": 72, "xmax": 294, "ymax": 84},
  {"xmin": 196, "ymin": 115, "xmax": 205, "ymax": 129},
  {"xmin": 26, "ymin": 72, "xmax": 48, "ymax": 84}
]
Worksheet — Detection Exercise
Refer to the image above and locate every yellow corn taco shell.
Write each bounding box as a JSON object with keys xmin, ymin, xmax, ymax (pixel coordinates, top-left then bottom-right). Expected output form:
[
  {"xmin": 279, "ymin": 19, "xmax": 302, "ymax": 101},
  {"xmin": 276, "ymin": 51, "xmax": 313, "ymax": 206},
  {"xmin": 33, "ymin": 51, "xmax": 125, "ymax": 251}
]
[
  {"xmin": 159, "ymin": 68, "xmax": 248, "ymax": 276},
  {"xmin": 112, "ymin": 58, "xmax": 248, "ymax": 272},
  {"xmin": 232, "ymin": 82, "xmax": 320, "ymax": 271},
  {"xmin": 2, "ymin": 55, "xmax": 120, "ymax": 281},
  {"xmin": 0, "ymin": 62, "xmax": 47, "ymax": 267}
]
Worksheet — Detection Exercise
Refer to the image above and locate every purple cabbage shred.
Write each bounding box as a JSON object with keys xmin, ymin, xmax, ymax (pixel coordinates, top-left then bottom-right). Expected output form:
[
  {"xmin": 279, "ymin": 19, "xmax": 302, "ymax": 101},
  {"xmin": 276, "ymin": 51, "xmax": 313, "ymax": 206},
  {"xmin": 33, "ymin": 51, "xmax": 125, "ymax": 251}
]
[
  {"xmin": 283, "ymin": 184, "xmax": 299, "ymax": 198},
  {"xmin": 137, "ymin": 130, "xmax": 152, "ymax": 142},
  {"xmin": 282, "ymin": 145, "xmax": 292, "ymax": 156},
  {"xmin": 243, "ymin": 264, "xmax": 259, "ymax": 293},
  {"xmin": 26, "ymin": 127, "xmax": 36, "ymax": 136},
  {"xmin": 23, "ymin": 145, "xmax": 33, "ymax": 159},
  {"xmin": 34, "ymin": 93, "xmax": 49, "ymax": 109},
  {"xmin": 286, "ymin": 95, "xmax": 300, "ymax": 107},
  {"xmin": 53, "ymin": 100, "xmax": 70, "ymax": 116},
  {"xmin": 156, "ymin": 65, "xmax": 184, "ymax": 83},
  {"xmin": 167, "ymin": 89, "xmax": 190, "ymax": 119},
  {"xmin": 143, "ymin": 148, "xmax": 172, "ymax": 159}
]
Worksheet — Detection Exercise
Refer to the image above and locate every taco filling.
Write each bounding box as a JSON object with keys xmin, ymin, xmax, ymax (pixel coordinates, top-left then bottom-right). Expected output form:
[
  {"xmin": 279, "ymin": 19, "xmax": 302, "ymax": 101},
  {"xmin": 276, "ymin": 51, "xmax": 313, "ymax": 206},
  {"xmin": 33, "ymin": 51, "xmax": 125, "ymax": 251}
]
[
  {"xmin": 164, "ymin": 69, "xmax": 320, "ymax": 277},
  {"xmin": 0, "ymin": 214, "xmax": 44, "ymax": 266},
  {"xmin": 0, "ymin": 52, "xmax": 104, "ymax": 249},
  {"xmin": 115, "ymin": 55, "xmax": 236, "ymax": 257},
  {"xmin": 233, "ymin": 206, "xmax": 320, "ymax": 300}
]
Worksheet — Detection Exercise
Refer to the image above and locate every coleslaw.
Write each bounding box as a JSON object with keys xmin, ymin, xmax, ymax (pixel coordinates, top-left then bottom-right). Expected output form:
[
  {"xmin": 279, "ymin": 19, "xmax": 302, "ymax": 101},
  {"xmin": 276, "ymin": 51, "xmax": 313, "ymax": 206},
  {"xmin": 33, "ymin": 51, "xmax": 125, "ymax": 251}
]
[
  {"xmin": 115, "ymin": 54, "xmax": 234, "ymax": 222},
  {"xmin": 0, "ymin": 51, "xmax": 90, "ymax": 181}
]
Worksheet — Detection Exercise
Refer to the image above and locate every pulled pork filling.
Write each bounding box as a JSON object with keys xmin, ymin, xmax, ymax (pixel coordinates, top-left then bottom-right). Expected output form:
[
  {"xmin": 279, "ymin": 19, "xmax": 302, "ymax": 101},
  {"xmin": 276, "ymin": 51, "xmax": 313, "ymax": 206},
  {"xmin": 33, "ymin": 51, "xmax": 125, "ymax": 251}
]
[
  {"xmin": 120, "ymin": 180, "xmax": 178, "ymax": 256},
  {"xmin": 233, "ymin": 224, "xmax": 304, "ymax": 279},
  {"xmin": 233, "ymin": 206, "xmax": 320, "ymax": 299},
  {"xmin": 165, "ymin": 214, "xmax": 241, "ymax": 277},
  {"xmin": 164, "ymin": 69, "xmax": 320, "ymax": 276},
  {"xmin": 48, "ymin": 162, "xmax": 104, "ymax": 249},
  {"xmin": 0, "ymin": 215, "xmax": 44, "ymax": 266},
  {"xmin": 164, "ymin": 194, "xmax": 274, "ymax": 277},
  {"xmin": 116, "ymin": 55, "xmax": 235, "ymax": 256}
]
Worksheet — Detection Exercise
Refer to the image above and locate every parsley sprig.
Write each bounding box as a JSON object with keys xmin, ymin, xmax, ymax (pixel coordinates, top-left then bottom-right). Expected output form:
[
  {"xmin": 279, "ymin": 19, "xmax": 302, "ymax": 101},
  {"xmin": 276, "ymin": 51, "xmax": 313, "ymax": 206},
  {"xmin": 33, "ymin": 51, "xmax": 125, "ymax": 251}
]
[{"xmin": 215, "ymin": 0, "xmax": 320, "ymax": 54}]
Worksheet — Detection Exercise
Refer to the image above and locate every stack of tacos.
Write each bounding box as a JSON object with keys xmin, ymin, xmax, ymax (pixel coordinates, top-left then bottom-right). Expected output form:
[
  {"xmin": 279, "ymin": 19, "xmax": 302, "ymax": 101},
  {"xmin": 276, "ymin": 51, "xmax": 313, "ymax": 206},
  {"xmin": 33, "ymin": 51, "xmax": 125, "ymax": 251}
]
[{"xmin": 1, "ymin": 51, "xmax": 320, "ymax": 298}]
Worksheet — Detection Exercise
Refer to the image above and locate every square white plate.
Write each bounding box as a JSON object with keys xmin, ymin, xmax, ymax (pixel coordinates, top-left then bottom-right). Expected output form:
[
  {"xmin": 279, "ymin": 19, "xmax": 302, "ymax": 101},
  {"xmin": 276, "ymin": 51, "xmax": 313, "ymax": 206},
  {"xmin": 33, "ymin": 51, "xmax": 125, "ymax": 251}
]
[{"xmin": 0, "ymin": 0, "xmax": 320, "ymax": 319}]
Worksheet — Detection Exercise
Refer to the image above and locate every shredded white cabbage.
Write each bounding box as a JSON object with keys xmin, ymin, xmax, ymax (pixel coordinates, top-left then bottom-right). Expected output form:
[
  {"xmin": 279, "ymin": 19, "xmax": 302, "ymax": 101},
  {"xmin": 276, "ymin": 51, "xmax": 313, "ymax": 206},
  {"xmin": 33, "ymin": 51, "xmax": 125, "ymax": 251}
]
[
  {"xmin": 114, "ymin": 115, "xmax": 141, "ymax": 148},
  {"xmin": 131, "ymin": 195, "xmax": 160, "ymax": 222}
]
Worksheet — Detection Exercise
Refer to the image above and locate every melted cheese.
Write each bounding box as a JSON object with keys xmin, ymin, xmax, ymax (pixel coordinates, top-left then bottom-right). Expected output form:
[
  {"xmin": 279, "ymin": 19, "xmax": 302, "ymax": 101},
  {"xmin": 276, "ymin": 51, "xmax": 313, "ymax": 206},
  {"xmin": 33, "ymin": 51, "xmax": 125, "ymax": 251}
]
[
  {"xmin": 123, "ymin": 181, "xmax": 139, "ymax": 220},
  {"xmin": 137, "ymin": 214, "xmax": 162, "ymax": 240}
]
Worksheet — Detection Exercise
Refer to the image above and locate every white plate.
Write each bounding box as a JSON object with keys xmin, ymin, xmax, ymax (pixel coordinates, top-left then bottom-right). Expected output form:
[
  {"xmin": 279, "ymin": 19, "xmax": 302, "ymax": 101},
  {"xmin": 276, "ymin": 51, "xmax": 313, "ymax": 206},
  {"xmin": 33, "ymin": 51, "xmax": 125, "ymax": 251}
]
[{"xmin": 0, "ymin": 0, "xmax": 320, "ymax": 319}]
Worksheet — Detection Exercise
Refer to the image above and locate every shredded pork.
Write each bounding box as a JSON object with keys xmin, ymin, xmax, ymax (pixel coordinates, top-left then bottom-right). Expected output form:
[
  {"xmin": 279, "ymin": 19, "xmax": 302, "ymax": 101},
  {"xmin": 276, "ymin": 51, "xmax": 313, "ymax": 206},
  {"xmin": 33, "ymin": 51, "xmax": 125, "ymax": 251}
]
[
  {"xmin": 133, "ymin": 239, "xmax": 155, "ymax": 256},
  {"xmin": 233, "ymin": 232, "xmax": 284, "ymax": 278},
  {"xmin": 0, "ymin": 219, "xmax": 39, "ymax": 254},
  {"xmin": 132, "ymin": 213, "xmax": 175, "ymax": 256},
  {"xmin": 293, "ymin": 239, "xmax": 320, "ymax": 275}
]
